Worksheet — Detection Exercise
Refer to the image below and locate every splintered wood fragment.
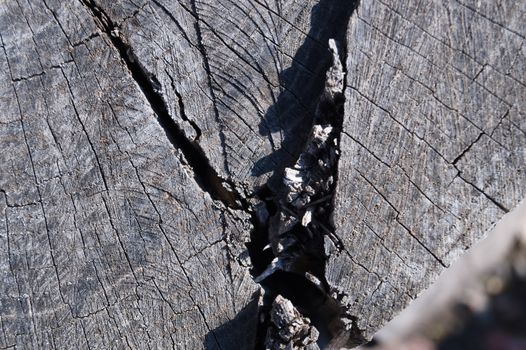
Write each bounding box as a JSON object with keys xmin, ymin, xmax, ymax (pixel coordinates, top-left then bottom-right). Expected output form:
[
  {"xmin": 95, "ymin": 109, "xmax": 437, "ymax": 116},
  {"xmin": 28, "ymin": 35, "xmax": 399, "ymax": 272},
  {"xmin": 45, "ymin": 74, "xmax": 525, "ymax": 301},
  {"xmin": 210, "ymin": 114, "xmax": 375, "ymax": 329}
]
[
  {"xmin": 265, "ymin": 295, "xmax": 320, "ymax": 350},
  {"xmin": 255, "ymin": 38, "xmax": 345, "ymax": 284}
]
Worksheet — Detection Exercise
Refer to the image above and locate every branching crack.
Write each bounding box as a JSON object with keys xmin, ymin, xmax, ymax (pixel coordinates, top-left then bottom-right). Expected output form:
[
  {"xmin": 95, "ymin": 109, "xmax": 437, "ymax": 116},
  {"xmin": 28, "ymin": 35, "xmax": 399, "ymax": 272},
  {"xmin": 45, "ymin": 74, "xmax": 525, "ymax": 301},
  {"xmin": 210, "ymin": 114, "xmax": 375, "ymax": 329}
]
[{"xmin": 79, "ymin": 0, "xmax": 243, "ymax": 210}]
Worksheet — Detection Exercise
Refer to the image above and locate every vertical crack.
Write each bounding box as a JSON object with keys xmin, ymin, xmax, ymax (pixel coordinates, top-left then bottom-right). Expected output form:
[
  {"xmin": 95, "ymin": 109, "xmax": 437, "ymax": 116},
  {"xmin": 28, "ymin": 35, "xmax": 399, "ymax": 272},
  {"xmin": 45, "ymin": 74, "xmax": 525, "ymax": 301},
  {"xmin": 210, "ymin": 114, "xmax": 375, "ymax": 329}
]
[
  {"xmin": 254, "ymin": 39, "xmax": 346, "ymax": 284},
  {"xmin": 187, "ymin": 0, "xmax": 234, "ymax": 182},
  {"xmin": 235, "ymin": 0, "xmax": 363, "ymax": 347},
  {"xmin": 246, "ymin": 34, "xmax": 364, "ymax": 348}
]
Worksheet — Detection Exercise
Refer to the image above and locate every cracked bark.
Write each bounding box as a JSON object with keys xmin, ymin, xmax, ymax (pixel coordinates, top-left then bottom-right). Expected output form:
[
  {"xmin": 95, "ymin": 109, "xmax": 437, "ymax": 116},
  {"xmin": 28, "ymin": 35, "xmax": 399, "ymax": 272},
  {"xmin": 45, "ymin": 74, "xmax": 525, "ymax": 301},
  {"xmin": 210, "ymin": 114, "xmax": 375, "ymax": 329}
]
[{"xmin": 0, "ymin": 0, "xmax": 525, "ymax": 349}]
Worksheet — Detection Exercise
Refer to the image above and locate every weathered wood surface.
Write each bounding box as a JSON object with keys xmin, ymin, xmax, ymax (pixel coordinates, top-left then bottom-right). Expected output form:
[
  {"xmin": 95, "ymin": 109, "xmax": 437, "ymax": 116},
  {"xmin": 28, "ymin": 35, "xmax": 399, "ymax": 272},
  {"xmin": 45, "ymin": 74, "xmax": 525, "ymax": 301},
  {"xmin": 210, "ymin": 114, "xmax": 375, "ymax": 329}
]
[
  {"xmin": 84, "ymin": 0, "xmax": 352, "ymax": 190},
  {"xmin": 0, "ymin": 0, "xmax": 524, "ymax": 348},
  {"xmin": 0, "ymin": 0, "xmax": 260, "ymax": 348},
  {"xmin": 328, "ymin": 0, "xmax": 526, "ymax": 341}
]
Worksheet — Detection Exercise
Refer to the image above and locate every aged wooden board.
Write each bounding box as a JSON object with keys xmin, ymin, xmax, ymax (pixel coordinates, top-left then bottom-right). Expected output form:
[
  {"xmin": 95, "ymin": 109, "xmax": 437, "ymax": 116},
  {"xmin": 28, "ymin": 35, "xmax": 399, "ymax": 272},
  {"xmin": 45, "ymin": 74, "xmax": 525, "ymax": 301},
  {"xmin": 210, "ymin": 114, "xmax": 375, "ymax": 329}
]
[
  {"xmin": 0, "ymin": 0, "xmax": 258, "ymax": 348},
  {"xmin": 328, "ymin": 0, "xmax": 526, "ymax": 340}
]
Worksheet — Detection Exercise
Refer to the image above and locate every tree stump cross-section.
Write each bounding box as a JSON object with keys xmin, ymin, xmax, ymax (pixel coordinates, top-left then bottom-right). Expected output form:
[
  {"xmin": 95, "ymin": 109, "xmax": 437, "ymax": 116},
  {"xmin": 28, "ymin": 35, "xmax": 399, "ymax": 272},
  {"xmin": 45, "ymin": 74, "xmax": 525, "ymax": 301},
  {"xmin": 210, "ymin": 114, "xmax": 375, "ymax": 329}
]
[{"xmin": 0, "ymin": 0, "xmax": 524, "ymax": 349}]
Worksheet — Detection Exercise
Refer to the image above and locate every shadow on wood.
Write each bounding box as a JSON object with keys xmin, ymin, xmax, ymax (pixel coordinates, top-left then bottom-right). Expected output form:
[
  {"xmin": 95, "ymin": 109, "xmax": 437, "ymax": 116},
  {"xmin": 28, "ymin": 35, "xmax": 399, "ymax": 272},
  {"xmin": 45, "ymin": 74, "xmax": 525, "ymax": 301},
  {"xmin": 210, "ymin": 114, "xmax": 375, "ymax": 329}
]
[
  {"xmin": 251, "ymin": 0, "xmax": 357, "ymax": 189},
  {"xmin": 205, "ymin": 293, "xmax": 260, "ymax": 350}
]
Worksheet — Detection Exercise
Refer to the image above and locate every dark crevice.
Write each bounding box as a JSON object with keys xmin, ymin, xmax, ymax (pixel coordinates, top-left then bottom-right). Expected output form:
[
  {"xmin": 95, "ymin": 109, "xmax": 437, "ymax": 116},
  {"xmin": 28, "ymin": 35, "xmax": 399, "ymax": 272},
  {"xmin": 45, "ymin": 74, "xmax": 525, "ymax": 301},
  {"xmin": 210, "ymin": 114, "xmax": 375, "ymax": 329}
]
[
  {"xmin": 259, "ymin": 271, "xmax": 350, "ymax": 348},
  {"xmin": 242, "ymin": 0, "xmax": 361, "ymax": 347},
  {"xmin": 11, "ymin": 71, "xmax": 45, "ymax": 82},
  {"xmin": 452, "ymin": 131, "xmax": 484, "ymax": 165},
  {"xmin": 246, "ymin": 185, "xmax": 277, "ymax": 275},
  {"xmin": 451, "ymin": 111, "xmax": 511, "ymax": 214},
  {"xmin": 10, "ymin": 61, "xmax": 72, "ymax": 82},
  {"xmin": 396, "ymin": 217, "xmax": 448, "ymax": 268},
  {"xmin": 457, "ymin": 173, "xmax": 510, "ymax": 213},
  {"xmin": 71, "ymin": 32, "xmax": 100, "ymax": 47},
  {"xmin": 174, "ymin": 88, "xmax": 202, "ymax": 140},
  {"xmin": 80, "ymin": 0, "xmax": 242, "ymax": 210}
]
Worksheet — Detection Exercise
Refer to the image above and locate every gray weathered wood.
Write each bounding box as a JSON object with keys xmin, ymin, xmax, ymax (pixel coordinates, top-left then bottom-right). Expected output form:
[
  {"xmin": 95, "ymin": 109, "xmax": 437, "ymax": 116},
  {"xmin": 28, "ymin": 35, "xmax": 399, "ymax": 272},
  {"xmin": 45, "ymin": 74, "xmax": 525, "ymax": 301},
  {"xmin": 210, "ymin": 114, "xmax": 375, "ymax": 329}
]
[
  {"xmin": 327, "ymin": 0, "xmax": 526, "ymax": 341},
  {"xmin": 0, "ymin": 0, "xmax": 259, "ymax": 348},
  {"xmin": 1, "ymin": 0, "xmax": 524, "ymax": 348}
]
